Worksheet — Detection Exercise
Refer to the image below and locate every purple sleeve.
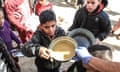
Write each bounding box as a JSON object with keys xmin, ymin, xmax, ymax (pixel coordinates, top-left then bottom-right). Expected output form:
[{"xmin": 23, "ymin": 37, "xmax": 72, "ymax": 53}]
[
  {"xmin": 5, "ymin": 20, "xmax": 22, "ymax": 45},
  {"xmin": 10, "ymin": 30, "xmax": 21, "ymax": 45},
  {"xmin": 5, "ymin": 19, "xmax": 21, "ymax": 44}
]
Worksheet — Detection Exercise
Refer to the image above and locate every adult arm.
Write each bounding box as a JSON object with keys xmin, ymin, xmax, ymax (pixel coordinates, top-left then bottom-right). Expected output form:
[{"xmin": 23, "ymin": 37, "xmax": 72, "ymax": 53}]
[
  {"xmin": 76, "ymin": 46, "xmax": 120, "ymax": 72},
  {"xmin": 88, "ymin": 57, "xmax": 120, "ymax": 72}
]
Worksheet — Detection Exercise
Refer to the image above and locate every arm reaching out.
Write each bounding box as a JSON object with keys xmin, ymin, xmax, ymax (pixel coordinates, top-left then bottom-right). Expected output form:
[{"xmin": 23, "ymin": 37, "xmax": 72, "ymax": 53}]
[{"xmin": 76, "ymin": 46, "xmax": 120, "ymax": 72}]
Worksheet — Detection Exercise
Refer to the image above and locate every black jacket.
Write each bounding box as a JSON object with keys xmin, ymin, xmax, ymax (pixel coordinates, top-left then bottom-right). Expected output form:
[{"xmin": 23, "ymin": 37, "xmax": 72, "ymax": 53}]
[
  {"xmin": 22, "ymin": 26, "xmax": 66, "ymax": 69},
  {"xmin": 0, "ymin": 37, "xmax": 20, "ymax": 72},
  {"xmin": 69, "ymin": 7, "xmax": 111, "ymax": 41},
  {"xmin": 0, "ymin": 38, "xmax": 7, "ymax": 72}
]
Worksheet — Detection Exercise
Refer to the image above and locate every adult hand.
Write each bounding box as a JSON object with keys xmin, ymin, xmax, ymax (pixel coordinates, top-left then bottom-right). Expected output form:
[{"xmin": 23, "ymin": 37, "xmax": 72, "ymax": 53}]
[{"xmin": 75, "ymin": 46, "xmax": 92, "ymax": 64}]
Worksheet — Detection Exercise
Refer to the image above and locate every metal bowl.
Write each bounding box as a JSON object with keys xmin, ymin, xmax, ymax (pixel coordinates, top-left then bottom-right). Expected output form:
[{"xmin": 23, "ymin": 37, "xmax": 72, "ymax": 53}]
[
  {"xmin": 68, "ymin": 28, "xmax": 96, "ymax": 47},
  {"xmin": 49, "ymin": 36, "xmax": 77, "ymax": 61}
]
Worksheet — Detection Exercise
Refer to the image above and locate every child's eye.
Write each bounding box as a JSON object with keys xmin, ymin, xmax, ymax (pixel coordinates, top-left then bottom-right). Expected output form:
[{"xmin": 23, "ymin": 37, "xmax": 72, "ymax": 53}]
[
  {"xmin": 91, "ymin": 2, "xmax": 95, "ymax": 4},
  {"xmin": 87, "ymin": 1, "xmax": 90, "ymax": 4},
  {"xmin": 44, "ymin": 26, "xmax": 49, "ymax": 29},
  {"xmin": 52, "ymin": 25, "xmax": 55, "ymax": 27}
]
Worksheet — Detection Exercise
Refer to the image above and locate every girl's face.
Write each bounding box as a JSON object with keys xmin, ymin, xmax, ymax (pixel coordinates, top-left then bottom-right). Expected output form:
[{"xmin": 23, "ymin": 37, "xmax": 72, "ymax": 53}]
[
  {"xmin": 86, "ymin": 0, "xmax": 101, "ymax": 13},
  {"xmin": 0, "ymin": 11, "xmax": 4, "ymax": 26}
]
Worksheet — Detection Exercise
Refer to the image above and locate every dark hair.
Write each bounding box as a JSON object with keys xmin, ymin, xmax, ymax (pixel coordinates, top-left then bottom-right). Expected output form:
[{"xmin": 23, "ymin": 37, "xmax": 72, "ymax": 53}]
[
  {"xmin": 88, "ymin": 45, "xmax": 112, "ymax": 61},
  {"xmin": 102, "ymin": 0, "xmax": 108, "ymax": 7},
  {"xmin": 39, "ymin": 10, "xmax": 56, "ymax": 24}
]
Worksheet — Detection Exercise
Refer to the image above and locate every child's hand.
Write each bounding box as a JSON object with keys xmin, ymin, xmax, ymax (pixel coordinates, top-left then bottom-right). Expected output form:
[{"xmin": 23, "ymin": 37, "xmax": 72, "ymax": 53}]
[{"xmin": 39, "ymin": 46, "xmax": 51, "ymax": 60}]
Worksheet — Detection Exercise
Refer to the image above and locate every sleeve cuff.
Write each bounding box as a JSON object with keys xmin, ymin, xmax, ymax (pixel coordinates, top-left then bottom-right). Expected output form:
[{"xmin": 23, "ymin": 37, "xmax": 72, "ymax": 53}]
[
  {"xmin": 82, "ymin": 56, "xmax": 92, "ymax": 64},
  {"xmin": 35, "ymin": 46, "xmax": 40, "ymax": 57}
]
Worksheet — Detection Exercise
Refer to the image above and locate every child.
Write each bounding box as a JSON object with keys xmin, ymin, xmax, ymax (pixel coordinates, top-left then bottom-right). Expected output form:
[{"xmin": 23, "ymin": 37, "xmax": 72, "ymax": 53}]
[
  {"xmin": 68, "ymin": 0, "xmax": 111, "ymax": 44},
  {"xmin": 0, "ymin": 8, "xmax": 21, "ymax": 71},
  {"xmin": 35, "ymin": 0, "xmax": 53, "ymax": 16},
  {"xmin": 22, "ymin": 10, "xmax": 66, "ymax": 72}
]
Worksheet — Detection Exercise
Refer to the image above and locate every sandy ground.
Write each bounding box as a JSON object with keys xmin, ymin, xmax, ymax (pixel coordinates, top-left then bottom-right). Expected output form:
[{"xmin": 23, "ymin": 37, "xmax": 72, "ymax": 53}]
[
  {"xmin": 19, "ymin": 57, "xmax": 37, "ymax": 72},
  {"xmin": 19, "ymin": 0, "xmax": 120, "ymax": 72}
]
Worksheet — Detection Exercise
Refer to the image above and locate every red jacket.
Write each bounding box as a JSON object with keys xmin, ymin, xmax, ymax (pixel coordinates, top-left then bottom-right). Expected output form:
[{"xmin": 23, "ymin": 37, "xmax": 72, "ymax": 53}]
[
  {"xmin": 5, "ymin": 0, "xmax": 34, "ymax": 43},
  {"xmin": 5, "ymin": 0, "xmax": 33, "ymax": 30},
  {"xmin": 35, "ymin": 2, "xmax": 52, "ymax": 16}
]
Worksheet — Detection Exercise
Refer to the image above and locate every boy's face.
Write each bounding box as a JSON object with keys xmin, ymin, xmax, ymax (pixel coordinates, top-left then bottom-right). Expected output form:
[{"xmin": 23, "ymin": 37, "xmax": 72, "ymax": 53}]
[
  {"xmin": 0, "ymin": 11, "xmax": 4, "ymax": 26},
  {"xmin": 39, "ymin": 20, "xmax": 56, "ymax": 37},
  {"xmin": 86, "ymin": 0, "xmax": 101, "ymax": 13}
]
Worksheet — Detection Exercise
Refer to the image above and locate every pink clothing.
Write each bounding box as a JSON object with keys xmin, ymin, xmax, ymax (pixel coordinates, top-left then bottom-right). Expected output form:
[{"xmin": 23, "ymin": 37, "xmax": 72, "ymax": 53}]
[
  {"xmin": 35, "ymin": 2, "xmax": 52, "ymax": 16},
  {"xmin": 5, "ymin": 0, "xmax": 34, "ymax": 43}
]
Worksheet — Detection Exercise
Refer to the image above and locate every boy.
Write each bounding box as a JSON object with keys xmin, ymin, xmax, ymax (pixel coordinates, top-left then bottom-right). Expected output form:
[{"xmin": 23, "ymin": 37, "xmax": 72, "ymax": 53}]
[
  {"xmin": 22, "ymin": 10, "xmax": 66, "ymax": 72},
  {"xmin": 68, "ymin": 0, "xmax": 111, "ymax": 44}
]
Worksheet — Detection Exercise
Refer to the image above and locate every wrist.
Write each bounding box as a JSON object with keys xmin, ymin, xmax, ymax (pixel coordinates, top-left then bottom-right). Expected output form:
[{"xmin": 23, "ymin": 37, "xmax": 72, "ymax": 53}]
[
  {"xmin": 82, "ymin": 56, "xmax": 92, "ymax": 64},
  {"xmin": 35, "ymin": 46, "xmax": 40, "ymax": 57},
  {"xmin": 75, "ymin": 46, "xmax": 92, "ymax": 61}
]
